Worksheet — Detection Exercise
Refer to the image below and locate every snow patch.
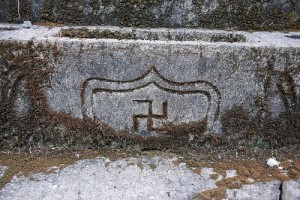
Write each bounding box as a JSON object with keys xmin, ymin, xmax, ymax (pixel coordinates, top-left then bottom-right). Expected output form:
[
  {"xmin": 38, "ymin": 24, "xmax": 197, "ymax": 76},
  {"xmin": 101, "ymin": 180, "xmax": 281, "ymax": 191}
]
[{"xmin": 267, "ymin": 158, "xmax": 280, "ymax": 168}]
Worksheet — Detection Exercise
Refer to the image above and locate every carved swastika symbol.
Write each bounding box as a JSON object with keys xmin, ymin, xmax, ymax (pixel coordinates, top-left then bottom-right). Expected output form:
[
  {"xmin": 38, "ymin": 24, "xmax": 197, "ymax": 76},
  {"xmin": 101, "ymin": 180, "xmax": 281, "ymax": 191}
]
[
  {"xmin": 132, "ymin": 100, "xmax": 168, "ymax": 132},
  {"xmin": 82, "ymin": 66, "xmax": 221, "ymax": 134}
]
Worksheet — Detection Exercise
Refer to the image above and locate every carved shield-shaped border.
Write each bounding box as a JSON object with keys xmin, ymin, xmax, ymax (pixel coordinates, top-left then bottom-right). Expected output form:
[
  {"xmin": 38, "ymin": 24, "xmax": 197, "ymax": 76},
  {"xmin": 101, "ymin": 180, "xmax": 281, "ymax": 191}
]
[{"xmin": 81, "ymin": 66, "xmax": 221, "ymax": 133}]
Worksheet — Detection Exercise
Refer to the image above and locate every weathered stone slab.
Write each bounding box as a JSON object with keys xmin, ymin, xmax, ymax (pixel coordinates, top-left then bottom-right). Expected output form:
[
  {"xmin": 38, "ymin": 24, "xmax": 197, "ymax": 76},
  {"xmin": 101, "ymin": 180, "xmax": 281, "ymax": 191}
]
[
  {"xmin": 282, "ymin": 179, "xmax": 300, "ymax": 200},
  {"xmin": 40, "ymin": 28, "xmax": 300, "ymax": 136},
  {"xmin": 0, "ymin": 157, "xmax": 217, "ymax": 200},
  {"xmin": 0, "ymin": 25, "xmax": 299, "ymax": 148},
  {"xmin": 225, "ymin": 181, "xmax": 281, "ymax": 200}
]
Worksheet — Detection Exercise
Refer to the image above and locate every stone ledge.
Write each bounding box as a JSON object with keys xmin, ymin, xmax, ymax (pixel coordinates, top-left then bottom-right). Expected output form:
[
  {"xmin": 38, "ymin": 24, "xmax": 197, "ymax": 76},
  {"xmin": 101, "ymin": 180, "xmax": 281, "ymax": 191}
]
[{"xmin": 1, "ymin": 23, "xmax": 300, "ymax": 47}]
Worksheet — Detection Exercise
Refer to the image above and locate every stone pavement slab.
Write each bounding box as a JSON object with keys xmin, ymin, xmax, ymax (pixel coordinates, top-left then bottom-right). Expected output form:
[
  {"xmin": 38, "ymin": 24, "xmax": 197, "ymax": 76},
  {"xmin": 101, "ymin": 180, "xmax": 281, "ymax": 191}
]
[
  {"xmin": 0, "ymin": 157, "xmax": 216, "ymax": 200},
  {"xmin": 1, "ymin": 155, "xmax": 300, "ymax": 200},
  {"xmin": 282, "ymin": 179, "xmax": 300, "ymax": 200},
  {"xmin": 225, "ymin": 181, "xmax": 281, "ymax": 200}
]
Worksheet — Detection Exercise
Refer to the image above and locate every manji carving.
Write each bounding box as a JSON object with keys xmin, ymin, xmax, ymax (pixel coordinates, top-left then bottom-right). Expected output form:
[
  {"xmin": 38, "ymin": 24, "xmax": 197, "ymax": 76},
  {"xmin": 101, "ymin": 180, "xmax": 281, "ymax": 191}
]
[
  {"xmin": 132, "ymin": 100, "xmax": 168, "ymax": 132},
  {"xmin": 81, "ymin": 66, "xmax": 221, "ymax": 135}
]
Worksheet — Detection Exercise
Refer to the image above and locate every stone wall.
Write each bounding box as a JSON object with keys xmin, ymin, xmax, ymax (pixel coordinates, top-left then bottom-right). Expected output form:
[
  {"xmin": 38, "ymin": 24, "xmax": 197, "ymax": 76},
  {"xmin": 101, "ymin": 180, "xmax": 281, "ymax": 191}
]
[
  {"xmin": 298, "ymin": 0, "xmax": 300, "ymax": 18},
  {"xmin": 0, "ymin": 0, "xmax": 298, "ymax": 30},
  {"xmin": 0, "ymin": 0, "xmax": 45, "ymax": 23}
]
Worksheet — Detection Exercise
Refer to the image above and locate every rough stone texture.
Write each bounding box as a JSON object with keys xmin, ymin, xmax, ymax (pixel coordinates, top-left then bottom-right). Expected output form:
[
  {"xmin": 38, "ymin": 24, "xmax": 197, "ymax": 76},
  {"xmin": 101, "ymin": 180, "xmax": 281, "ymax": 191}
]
[
  {"xmin": 0, "ymin": 166, "xmax": 8, "ymax": 179},
  {"xmin": 40, "ymin": 28, "xmax": 300, "ymax": 142},
  {"xmin": 0, "ymin": 0, "xmax": 45, "ymax": 23},
  {"xmin": 0, "ymin": 157, "xmax": 217, "ymax": 200},
  {"xmin": 0, "ymin": 0, "xmax": 32, "ymax": 23},
  {"xmin": 0, "ymin": 0, "xmax": 298, "ymax": 30},
  {"xmin": 0, "ymin": 1, "xmax": 6, "ymax": 22},
  {"xmin": 282, "ymin": 179, "xmax": 300, "ymax": 200},
  {"xmin": 3, "ymin": 156, "xmax": 298, "ymax": 200},
  {"xmin": 298, "ymin": 0, "xmax": 300, "ymax": 18},
  {"xmin": 0, "ymin": 24, "xmax": 299, "ymax": 149},
  {"xmin": 225, "ymin": 181, "xmax": 281, "ymax": 200}
]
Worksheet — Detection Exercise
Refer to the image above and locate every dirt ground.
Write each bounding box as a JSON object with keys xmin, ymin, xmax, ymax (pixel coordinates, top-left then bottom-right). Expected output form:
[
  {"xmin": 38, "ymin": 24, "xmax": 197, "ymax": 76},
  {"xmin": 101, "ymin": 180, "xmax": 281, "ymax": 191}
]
[{"xmin": 1, "ymin": 146, "xmax": 300, "ymax": 198}]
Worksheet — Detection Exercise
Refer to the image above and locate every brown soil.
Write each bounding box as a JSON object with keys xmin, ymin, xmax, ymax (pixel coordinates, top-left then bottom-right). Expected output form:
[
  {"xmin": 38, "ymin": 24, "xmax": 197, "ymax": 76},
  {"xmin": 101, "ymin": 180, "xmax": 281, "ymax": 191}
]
[
  {"xmin": 182, "ymin": 147, "xmax": 300, "ymax": 200},
  {"xmin": 195, "ymin": 159, "xmax": 300, "ymax": 199},
  {"xmin": 35, "ymin": 21, "xmax": 64, "ymax": 27}
]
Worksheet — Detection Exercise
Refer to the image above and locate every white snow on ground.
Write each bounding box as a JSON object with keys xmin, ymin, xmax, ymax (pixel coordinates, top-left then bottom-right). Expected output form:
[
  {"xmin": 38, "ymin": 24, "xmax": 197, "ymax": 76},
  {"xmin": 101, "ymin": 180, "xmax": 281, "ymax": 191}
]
[
  {"xmin": 267, "ymin": 158, "xmax": 280, "ymax": 168},
  {"xmin": 0, "ymin": 23, "xmax": 59, "ymax": 41}
]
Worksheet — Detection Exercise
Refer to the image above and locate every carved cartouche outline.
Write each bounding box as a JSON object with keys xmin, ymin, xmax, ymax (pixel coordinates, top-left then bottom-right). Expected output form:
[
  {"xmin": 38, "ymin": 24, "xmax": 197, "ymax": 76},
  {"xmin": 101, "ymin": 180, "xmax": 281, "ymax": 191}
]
[{"xmin": 80, "ymin": 66, "xmax": 221, "ymax": 133}]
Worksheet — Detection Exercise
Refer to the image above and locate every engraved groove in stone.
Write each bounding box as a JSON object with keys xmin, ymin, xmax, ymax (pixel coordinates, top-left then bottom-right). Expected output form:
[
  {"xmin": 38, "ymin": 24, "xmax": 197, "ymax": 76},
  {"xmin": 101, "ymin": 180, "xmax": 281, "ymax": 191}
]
[{"xmin": 81, "ymin": 66, "xmax": 221, "ymax": 133}]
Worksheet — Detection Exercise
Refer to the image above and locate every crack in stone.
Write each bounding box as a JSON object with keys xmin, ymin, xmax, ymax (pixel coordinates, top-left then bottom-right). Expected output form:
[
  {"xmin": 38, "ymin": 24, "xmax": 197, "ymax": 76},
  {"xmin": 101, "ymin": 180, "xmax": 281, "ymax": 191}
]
[{"xmin": 279, "ymin": 182, "xmax": 283, "ymax": 200}]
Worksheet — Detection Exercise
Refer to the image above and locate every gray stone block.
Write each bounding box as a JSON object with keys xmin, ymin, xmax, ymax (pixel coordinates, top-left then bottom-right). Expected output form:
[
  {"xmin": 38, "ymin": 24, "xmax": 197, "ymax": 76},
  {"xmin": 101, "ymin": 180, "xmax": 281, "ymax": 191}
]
[
  {"xmin": 22, "ymin": 21, "xmax": 32, "ymax": 29},
  {"xmin": 225, "ymin": 181, "xmax": 281, "ymax": 200},
  {"xmin": 0, "ymin": 25, "xmax": 299, "ymax": 148},
  {"xmin": 282, "ymin": 179, "xmax": 300, "ymax": 200},
  {"xmin": 0, "ymin": 157, "xmax": 217, "ymax": 200},
  {"xmin": 40, "ymin": 27, "xmax": 300, "ymax": 137}
]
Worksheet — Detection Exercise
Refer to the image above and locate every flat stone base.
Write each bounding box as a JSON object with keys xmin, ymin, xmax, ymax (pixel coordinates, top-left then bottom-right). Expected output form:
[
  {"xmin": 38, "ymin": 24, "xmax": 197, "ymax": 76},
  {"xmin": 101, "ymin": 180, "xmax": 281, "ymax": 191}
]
[{"xmin": 1, "ymin": 155, "xmax": 299, "ymax": 200}]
